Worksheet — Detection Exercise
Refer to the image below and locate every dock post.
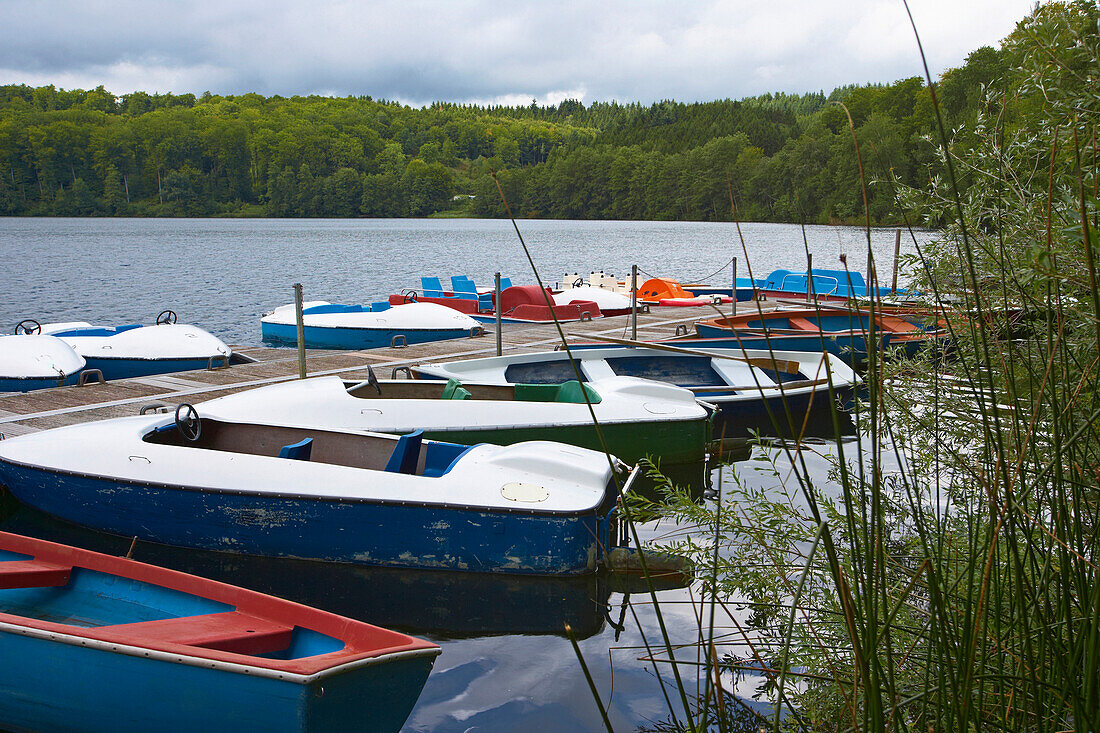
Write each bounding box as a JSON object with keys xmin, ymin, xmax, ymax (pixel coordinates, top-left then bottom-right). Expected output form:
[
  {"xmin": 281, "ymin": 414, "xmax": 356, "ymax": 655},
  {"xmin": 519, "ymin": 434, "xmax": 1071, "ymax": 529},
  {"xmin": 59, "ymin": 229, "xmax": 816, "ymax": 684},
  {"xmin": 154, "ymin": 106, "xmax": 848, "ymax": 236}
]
[
  {"xmin": 891, "ymin": 228, "xmax": 902, "ymax": 295},
  {"xmin": 631, "ymin": 264, "xmax": 638, "ymax": 341},
  {"xmin": 806, "ymin": 253, "xmax": 814, "ymax": 300},
  {"xmin": 293, "ymin": 283, "xmax": 306, "ymax": 379},
  {"xmin": 495, "ymin": 272, "xmax": 502, "ymax": 356},
  {"xmin": 731, "ymin": 257, "xmax": 737, "ymax": 316}
]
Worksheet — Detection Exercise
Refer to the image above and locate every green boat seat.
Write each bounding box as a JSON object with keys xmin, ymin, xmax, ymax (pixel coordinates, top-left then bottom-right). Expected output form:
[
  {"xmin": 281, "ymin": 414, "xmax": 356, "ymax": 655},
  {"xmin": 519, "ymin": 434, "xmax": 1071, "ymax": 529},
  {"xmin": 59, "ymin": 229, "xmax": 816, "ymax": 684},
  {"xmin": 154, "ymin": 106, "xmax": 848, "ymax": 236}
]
[
  {"xmin": 555, "ymin": 380, "xmax": 601, "ymax": 404},
  {"xmin": 385, "ymin": 429, "xmax": 424, "ymax": 474},
  {"xmin": 277, "ymin": 437, "xmax": 313, "ymax": 461},
  {"xmin": 514, "ymin": 383, "xmax": 561, "ymax": 402},
  {"xmin": 441, "ymin": 378, "xmax": 471, "ymax": 400}
]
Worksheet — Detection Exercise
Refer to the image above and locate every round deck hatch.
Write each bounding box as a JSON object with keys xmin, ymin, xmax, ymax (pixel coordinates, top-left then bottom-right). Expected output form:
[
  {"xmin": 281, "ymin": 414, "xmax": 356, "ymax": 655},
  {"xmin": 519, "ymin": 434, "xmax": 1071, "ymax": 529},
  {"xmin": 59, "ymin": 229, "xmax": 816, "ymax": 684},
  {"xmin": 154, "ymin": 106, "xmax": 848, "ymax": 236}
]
[
  {"xmin": 501, "ymin": 482, "xmax": 550, "ymax": 502},
  {"xmin": 643, "ymin": 401, "xmax": 677, "ymax": 415}
]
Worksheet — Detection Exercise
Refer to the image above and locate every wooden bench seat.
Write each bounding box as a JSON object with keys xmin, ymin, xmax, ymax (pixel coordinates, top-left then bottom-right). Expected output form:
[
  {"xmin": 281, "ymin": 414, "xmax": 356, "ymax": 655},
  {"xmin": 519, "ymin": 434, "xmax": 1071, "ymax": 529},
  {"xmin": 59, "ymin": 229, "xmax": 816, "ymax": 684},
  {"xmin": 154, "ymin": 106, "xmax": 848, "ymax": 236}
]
[
  {"xmin": 787, "ymin": 317, "xmax": 822, "ymax": 333},
  {"xmin": 0, "ymin": 560, "xmax": 72, "ymax": 589},
  {"xmin": 99, "ymin": 611, "xmax": 294, "ymax": 655}
]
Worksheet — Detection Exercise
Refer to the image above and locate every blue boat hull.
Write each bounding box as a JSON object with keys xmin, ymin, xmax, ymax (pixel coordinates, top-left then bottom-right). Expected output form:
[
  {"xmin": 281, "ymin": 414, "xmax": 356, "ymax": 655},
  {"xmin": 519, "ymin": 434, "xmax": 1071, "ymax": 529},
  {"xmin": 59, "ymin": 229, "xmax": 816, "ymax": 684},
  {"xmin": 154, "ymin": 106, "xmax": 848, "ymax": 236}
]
[
  {"xmin": 0, "ymin": 372, "xmax": 82, "ymax": 393},
  {"xmin": 0, "ymin": 462, "xmax": 615, "ymax": 575},
  {"xmin": 0, "ymin": 623, "xmax": 434, "ymax": 733},
  {"xmin": 261, "ymin": 321, "xmax": 477, "ymax": 349},
  {"xmin": 83, "ymin": 356, "xmax": 227, "ymax": 381},
  {"xmin": 711, "ymin": 382, "xmax": 856, "ymax": 442}
]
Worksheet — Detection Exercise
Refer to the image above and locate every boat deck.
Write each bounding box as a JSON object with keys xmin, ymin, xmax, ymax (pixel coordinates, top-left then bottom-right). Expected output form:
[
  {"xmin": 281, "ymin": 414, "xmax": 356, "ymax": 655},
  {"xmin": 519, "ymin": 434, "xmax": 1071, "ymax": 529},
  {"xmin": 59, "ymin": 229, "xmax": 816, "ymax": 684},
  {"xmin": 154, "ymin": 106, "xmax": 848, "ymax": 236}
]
[{"xmin": 0, "ymin": 302, "xmax": 780, "ymax": 436}]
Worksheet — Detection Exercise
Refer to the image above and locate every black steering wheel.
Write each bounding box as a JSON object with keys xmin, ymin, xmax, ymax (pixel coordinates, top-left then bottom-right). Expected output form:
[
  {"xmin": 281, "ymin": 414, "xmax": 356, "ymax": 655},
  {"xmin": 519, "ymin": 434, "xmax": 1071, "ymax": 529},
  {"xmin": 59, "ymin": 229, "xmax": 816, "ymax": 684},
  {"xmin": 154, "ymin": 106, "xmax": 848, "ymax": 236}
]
[
  {"xmin": 174, "ymin": 403, "xmax": 202, "ymax": 442},
  {"xmin": 401, "ymin": 289, "xmax": 418, "ymax": 304},
  {"xmin": 14, "ymin": 319, "xmax": 41, "ymax": 335},
  {"xmin": 156, "ymin": 309, "xmax": 178, "ymax": 325},
  {"xmin": 571, "ymin": 277, "xmax": 584, "ymax": 288}
]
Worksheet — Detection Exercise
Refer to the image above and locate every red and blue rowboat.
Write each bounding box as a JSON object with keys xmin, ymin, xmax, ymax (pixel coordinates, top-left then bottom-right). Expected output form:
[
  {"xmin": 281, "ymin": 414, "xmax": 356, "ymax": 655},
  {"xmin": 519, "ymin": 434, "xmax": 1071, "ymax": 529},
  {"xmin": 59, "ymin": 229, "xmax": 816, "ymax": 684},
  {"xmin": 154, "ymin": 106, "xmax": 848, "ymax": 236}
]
[{"xmin": 0, "ymin": 531, "xmax": 439, "ymax": 733}]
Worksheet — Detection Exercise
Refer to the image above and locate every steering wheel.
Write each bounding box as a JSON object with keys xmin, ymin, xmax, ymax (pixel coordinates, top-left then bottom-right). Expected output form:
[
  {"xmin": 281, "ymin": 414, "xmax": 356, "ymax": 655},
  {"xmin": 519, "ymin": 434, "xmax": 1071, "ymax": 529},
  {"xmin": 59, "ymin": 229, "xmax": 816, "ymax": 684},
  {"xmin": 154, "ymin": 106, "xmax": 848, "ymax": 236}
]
[
  {"xmin": 401, "ymin": 289, "xmax": 418, "ymax": 304},
  {"xmin": 571, "ymin": 277, "xmax": 584, "ymax": 288},
  {"xmin": 174, "ymin": 403, "xmax": 202, "ymax": 442},
  {"xmin": 156, "ymin": 309, "xmax": 178, "ymax": 325},
  {"xmin": 14, "ymin": 319, "xmax": 41, "ymax": 335}
]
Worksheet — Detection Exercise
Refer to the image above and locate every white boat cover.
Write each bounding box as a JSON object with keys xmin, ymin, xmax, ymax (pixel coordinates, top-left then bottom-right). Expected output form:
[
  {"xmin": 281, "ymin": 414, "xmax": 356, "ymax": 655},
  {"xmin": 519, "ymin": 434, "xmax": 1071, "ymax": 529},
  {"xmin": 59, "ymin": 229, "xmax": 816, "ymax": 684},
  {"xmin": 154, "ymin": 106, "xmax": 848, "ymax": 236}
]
[
  {"xmin": 0, "ymin": 335, "xmax": 86, "ymax": 379},
  {"xmin": 0, "ymin": 415, "xmax": 616, "ymax": 514},
  {"xmin": 553, "ymin": 287, "xmax": 632, "ymax": 310},
  {"xmin": 40, "ymin": 323, "xmax": 232, "ymax": 362},
  {"xmin": 262, "ymin": 302, "xmax": 479, "ymax": 331},
  {"xmin": 197, "ymin": 375, "xmax": 707, "ymax": 433}
]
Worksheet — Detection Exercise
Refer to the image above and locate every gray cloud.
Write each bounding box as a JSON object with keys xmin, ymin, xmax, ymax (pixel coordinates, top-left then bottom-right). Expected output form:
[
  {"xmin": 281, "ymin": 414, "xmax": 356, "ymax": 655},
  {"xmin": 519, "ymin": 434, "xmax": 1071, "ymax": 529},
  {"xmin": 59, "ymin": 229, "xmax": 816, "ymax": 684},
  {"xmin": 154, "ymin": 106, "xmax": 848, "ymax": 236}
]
[{"xmin": 0, "ymin": 0, "xmax": 1033, "ymax": 104}]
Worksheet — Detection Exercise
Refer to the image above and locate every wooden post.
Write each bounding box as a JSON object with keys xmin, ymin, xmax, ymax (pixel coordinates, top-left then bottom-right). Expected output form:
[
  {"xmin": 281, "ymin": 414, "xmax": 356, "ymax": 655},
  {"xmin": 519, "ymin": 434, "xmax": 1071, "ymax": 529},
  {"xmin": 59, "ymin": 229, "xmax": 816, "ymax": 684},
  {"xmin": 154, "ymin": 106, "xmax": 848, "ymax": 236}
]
[
  {"xmin": 806, "ymin": 253, "xmax": 814, "ymax": 300},
  {"xmin": 631, "ymin": 265, "xmax": 638, "ymax": 341},
  {"xmin": 731, "ymin": 257, "xmax": 738, "ymax": 316},
  {"xmin": 891, "ymin": 228, "xmax": 902, "ymax": 294},
  {"xmin": 495, "ymin": 272, "xmax": 503, "ymax": 356},
  {"xmin": 293, "ymin": 284, "xmax": 306, "ymax": 379}
]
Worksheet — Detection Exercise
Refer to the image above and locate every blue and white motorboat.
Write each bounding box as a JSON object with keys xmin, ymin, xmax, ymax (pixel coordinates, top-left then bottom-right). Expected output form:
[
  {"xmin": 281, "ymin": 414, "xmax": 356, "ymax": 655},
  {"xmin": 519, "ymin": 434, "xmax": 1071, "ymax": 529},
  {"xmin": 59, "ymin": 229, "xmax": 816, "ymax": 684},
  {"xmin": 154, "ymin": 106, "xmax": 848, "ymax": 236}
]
[
  {"xmin": 412, "ymin": 345, "xmax": 858, "ymax": 443},
  {"xmin": 0, "ymin": 333, "xmax": 86, "ymax": 392},
  {"xmin": 261, "ymin": 301, "xmax": 483, "ymax": 349},
  {"xmin": 36, "ymin": 312, "xmax": 233, "ymax": 381},
  {"xmin": 757, "ymin": 268, "xmax": 915, "ymax": 301},
  {"xmin": 0, "ymin": 407, "xmax": 634, "ymax": 575},
  {"xmin": 0, "ymin": 531, "xmax": 439, "ymax": 733}
]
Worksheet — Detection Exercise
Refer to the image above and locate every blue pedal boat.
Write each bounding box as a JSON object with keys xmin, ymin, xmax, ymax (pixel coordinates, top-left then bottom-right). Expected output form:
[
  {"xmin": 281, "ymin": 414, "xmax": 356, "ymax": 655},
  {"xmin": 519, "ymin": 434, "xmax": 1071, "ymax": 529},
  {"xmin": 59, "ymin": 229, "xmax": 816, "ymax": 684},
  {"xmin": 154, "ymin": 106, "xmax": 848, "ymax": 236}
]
[
  {"xmin": 411, "ymin": 346, "xmax": 858, "ymax": 443},
  {"xmin": 757, "ymin": 268, "xmax": 916, "ymax": 301},
  {"xmin": 0, "ymin": 408, "xmax": 634, "ymax": 575},
  {"xmin": 37, "ymin": 311, "xmax": 233, "ymax": 380},
  {"xmin": 0, "ymin": 332, "xmax": 86, "ymax": 392},
  {"xmin": 261, "ymin": 300, "xmax": 483, "ymax": 349},
  {"xmin": 0, "ymin": 530, "xmax": 439, "ymax": 733}
]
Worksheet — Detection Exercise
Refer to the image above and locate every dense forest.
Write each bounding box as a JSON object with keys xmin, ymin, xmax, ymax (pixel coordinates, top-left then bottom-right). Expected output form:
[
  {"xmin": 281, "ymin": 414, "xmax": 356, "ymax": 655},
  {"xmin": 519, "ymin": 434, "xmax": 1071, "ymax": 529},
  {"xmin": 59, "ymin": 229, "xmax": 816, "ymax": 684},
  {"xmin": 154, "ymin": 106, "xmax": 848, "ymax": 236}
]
[{"xmin": 0, "ymin": 42, "xmax": 1004, "ymax": 223}]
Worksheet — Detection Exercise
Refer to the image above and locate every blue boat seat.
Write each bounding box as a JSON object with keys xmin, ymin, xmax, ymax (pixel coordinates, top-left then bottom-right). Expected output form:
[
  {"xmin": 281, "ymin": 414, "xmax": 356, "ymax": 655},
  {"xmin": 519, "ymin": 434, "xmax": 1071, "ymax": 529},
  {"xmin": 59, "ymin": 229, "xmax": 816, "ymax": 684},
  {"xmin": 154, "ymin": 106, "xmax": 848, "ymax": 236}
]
[
  {"xmin": 421, "ymin": 441, "xmax": 476, "ymax": 477},
  {"xmin": 452, "ymin": 277, "xmax": 493, "ymax": 310},
  {"xmin": 385, "ymin": 429, "xmax": 424, "ymax": 474},
  {"xmin": 421, "ymin": 277, "xmax": 448, "ymax": 298},
  {"xmin": 499, "ymin": 277, "xmax": 512, "ymax": 291},
  {"xmin": 277, "ymin": 438, "xmax": 313, "ymax": 461},
  {"xmin": 441, "ymin": 378, "xmax": 471, "ymax": 400},
  {"xmin": 371, "ymin": 301, "xmax": 391, "ymax": 312}
]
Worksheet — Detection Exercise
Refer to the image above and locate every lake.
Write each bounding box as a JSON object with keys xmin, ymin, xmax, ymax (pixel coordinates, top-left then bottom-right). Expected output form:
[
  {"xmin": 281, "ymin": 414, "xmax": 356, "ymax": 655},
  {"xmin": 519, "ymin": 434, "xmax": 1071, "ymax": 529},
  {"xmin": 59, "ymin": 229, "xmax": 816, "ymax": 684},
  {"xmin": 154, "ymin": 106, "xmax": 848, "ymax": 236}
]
[
  {"xmin": 0, "ymin": 217, "xmax": 927, "ymax": 731},
  {"xmin": 0, "ymin": 218, "xmax": 934, "ymax": 345}
]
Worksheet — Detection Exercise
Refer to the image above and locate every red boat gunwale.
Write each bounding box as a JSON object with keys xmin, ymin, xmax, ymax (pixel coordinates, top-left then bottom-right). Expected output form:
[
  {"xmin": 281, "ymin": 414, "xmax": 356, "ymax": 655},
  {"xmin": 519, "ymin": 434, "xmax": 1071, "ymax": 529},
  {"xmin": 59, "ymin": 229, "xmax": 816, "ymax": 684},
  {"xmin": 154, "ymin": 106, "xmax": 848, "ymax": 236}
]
[{"xmin": 0, "ymin": 532, "xmax": 439, "ymax": 678}]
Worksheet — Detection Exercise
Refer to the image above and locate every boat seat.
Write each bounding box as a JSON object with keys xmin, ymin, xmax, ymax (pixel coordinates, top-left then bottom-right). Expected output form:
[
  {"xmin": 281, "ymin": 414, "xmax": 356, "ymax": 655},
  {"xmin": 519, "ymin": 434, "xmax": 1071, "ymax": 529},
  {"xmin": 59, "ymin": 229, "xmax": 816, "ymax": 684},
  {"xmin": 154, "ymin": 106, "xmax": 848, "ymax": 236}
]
[
  {"xmin": 787, "ymin": 317, "xmax": 822, "ymax": 333},
  {"xmin": 99, "ymin": 611, "xmax": 293, "ymax": 655},
  {"xmin": 385, "ymin": 429, "xmax": 424, "ymax": 474},
  {"xmin": 878, "ymin": 315, "xmax": 916, "ymax": 332},
  {"xmin": 556, "ymin": 380, "xmax": 602, "ymax": 404},
  {"xmin": 421, "ymin": 277, "xmax": 448, "ymax": 298},
  {"xmin": 441, "ymin": 379, "xmax": 471, "ymax": 400},
  {"xmin": 277, "ymin": 437, "xmax": 313, "ymax": 461},
  {"xmin": 0, "ymin": 560, "xmax": 72, "ymax": 589},
  {"xmin": 498, "ymin": 277, "xmax": 512, "ymax": 291},
  {"xmin": 452, "ymin": 278, "xmax": 493, "ymax": 310}
]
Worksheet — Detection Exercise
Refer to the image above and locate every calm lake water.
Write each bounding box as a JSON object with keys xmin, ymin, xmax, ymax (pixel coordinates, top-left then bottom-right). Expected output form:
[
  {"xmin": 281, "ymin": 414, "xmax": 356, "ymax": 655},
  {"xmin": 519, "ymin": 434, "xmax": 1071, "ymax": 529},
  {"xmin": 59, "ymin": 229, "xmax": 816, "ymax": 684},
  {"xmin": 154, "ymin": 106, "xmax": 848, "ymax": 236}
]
[
  {"xmin": 0, "ymin": 218, "xmax": 934, "ymax": 345},
  {"xmin": 0, "ymin": 217, "xmax": 924, "ymax": 731}
]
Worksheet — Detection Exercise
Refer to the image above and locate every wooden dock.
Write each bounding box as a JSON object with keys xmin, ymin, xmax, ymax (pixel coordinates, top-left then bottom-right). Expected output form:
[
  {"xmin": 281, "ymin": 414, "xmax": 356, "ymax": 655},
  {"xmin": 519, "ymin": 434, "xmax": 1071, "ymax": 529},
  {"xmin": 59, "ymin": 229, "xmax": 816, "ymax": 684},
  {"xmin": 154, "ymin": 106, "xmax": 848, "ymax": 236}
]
[{"xmin": 0, "ymin": 304, "xmax": 776, "ymax": 436}]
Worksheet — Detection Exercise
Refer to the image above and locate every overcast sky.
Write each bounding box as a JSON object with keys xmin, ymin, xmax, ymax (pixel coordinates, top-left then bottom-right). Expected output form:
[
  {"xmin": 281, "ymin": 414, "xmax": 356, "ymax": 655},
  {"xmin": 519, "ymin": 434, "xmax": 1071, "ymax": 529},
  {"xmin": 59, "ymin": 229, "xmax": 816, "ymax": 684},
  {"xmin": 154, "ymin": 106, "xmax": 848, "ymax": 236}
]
[{"xmin": 1, "ymin": 1, "xmax": 1034, "ymax": 106}]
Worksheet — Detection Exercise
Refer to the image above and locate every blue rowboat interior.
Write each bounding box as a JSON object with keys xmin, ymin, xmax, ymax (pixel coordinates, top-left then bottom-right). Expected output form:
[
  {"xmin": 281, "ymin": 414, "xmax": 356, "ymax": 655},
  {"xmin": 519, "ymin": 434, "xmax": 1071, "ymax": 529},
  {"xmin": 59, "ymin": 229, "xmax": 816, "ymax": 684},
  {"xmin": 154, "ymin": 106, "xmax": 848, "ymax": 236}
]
[
  {"xmin": 0, "ymin": 408, "xmax": 631, "ymax": 575},
  {"xmin": 0, "ymin": 531, "xmax": 439, "ymax": 733}
]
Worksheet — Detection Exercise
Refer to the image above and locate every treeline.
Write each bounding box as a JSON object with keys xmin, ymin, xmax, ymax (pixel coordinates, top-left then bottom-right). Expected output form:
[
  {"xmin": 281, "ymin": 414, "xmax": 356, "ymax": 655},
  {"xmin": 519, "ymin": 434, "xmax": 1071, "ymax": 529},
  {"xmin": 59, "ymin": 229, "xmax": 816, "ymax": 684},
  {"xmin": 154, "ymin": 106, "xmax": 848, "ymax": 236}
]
[{"xmin": 0, "ymin": 43, "xmax": 1003, "ymax": 223}]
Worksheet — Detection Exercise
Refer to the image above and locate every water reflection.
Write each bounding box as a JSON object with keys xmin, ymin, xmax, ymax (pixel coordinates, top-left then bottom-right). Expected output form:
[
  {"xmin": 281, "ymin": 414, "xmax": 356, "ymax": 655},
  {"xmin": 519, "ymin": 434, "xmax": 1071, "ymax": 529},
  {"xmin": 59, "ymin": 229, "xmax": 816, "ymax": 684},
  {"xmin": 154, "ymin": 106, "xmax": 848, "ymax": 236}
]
[{"xmin": 0, "ymin": 507, "xmax": 626, "ymax": 640}]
